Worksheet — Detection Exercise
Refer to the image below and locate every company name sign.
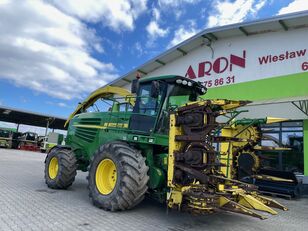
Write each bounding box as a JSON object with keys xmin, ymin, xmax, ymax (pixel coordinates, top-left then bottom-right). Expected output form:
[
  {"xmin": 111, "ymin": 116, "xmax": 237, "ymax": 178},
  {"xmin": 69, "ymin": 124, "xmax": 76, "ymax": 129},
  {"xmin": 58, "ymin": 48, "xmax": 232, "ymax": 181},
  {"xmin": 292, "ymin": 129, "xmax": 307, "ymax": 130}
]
[
  {"xmin": 185, "ymin": 48, "xmax": 307, "ymax": 88},
  {"xmin": 149, "ymin": 28, "xmax": 308, "ymax": 88},
  {"xmin": 185, "ymin": 51, "xmax": 246, "ymax": 87}
]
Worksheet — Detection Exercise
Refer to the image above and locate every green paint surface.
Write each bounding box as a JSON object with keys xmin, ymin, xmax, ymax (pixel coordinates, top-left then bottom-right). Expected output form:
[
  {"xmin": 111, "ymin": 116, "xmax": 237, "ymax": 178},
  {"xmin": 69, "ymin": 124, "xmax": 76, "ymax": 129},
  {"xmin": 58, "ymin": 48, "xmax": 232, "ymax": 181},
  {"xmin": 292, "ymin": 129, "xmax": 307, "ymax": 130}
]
[
  {"xmin": 204, "ymin": 72, "xmax": 308, "ymax": 101},
  {"xmin": 304, "ymin": 120, "xmax": 308, "ymax": 176}
]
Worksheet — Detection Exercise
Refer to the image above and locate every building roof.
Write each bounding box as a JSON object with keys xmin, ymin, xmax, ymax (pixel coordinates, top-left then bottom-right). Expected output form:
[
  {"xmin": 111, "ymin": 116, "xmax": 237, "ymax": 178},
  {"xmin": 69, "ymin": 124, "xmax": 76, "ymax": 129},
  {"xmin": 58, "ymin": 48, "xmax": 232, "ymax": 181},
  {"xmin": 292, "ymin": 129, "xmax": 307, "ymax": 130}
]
[
  {"xmin": 108, "ymin": 10, "xmax": 308, "ymax": 88},
  {"xmin": 0, "ymin": 106, "xmax": 67, "ymax": 130}
]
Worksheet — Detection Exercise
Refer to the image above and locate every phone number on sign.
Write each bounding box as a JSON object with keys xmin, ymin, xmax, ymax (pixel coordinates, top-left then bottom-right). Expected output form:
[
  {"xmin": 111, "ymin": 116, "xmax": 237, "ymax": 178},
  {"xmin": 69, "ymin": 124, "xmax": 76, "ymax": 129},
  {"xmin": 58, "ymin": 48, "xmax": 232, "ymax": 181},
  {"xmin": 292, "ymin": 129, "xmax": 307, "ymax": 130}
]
[
  {"xmin": 202, "ymin": 76, "xmax": 235, "ymax": 88},
  {"xmin": 302, "ymin": 62, "xmax": 308, "ymax": 71}
]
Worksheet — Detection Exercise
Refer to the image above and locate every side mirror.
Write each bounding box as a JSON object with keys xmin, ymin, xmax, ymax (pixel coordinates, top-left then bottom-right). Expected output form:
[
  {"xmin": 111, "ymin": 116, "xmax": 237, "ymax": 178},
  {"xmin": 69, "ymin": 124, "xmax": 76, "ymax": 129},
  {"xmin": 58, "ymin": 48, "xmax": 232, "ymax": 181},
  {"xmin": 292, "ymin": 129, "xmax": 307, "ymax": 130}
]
[
  {"xmin": 150, "ymin": 81, "xmax": 160, "ymax": 98},
  {"xmin": 131, "ymin": 79, "xmax": 139, "ymax": 94}
]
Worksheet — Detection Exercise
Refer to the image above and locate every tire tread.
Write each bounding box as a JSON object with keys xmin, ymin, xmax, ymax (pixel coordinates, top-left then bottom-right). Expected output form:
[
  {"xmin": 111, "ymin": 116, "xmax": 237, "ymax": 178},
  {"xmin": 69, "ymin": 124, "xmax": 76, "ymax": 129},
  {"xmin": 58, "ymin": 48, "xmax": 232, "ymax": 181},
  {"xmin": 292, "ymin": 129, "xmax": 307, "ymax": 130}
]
[
  {"xmin": 44, "ymin": 148, "xmax": 77, "ymax": 189},
  {"xmin": 88, "ymin": 141, "xmax": 149, "ymax": 211}
]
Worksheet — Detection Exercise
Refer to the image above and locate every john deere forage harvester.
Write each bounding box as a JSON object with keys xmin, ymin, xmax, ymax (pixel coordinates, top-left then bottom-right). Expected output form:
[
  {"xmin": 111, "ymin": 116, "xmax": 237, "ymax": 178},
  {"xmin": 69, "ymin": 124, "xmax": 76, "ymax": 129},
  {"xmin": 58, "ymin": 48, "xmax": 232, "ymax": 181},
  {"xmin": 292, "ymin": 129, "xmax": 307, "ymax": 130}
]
[{"xmin": 44, "ymin": 75, "xmax": 286, "ymax": 219}]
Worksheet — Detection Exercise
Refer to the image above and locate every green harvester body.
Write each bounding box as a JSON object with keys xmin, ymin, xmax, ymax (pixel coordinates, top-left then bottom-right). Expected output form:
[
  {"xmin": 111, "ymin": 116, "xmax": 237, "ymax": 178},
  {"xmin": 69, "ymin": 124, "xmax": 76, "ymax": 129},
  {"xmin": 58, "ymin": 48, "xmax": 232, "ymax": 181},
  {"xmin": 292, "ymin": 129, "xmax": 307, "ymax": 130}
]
[{"xmin": 65, "ymin": 75, "xmax": 201, "ymax": 201}]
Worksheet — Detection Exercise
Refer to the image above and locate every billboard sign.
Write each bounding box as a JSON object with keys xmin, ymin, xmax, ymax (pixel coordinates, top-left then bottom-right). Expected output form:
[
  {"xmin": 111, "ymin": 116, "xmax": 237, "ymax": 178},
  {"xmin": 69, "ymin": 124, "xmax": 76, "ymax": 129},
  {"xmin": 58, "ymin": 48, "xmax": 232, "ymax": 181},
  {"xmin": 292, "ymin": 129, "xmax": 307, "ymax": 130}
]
[{"xmin": 149, "ymin": 28, "xmax": 308, "ymax": 89}]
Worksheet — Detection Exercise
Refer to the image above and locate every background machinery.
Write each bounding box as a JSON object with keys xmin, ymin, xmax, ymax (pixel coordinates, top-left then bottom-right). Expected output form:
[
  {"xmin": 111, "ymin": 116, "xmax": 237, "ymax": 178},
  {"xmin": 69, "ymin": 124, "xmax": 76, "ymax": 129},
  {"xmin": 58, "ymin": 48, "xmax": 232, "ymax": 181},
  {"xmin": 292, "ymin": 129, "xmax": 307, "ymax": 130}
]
[
  {"xmin": 44, "ymin": 75, "xmax": 287, "ymax": 219},
  {"xmin": 220, "ymin": 119, "xmax": 301, "ymax": 198},
  {"xmin": 0, "ymin": 128, "xmax": 13, "ymax": 148},
  {"xmin": 39, "ymin": 132, "xmax": 65, "ymax": 153},
  {"xmin": 18, "ymin": 132, "xmax": 40, "ymax": 152}
]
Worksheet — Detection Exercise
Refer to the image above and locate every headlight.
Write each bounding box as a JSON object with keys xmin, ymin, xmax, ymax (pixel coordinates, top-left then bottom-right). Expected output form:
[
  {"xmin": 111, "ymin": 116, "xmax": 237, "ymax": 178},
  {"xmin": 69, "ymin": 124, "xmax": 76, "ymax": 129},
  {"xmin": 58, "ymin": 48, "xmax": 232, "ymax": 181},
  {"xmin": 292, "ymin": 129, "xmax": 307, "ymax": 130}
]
[
  {"xmin": 187, "ymin": 81, "xmax": 192, "ymax": 86},
  {"xmin": 176, "ymin": 79, "xmax": 182, "ymax": 84},
  {"xmin": 182, "ymin": 80, "xmax": 188, "ymax": 85}
]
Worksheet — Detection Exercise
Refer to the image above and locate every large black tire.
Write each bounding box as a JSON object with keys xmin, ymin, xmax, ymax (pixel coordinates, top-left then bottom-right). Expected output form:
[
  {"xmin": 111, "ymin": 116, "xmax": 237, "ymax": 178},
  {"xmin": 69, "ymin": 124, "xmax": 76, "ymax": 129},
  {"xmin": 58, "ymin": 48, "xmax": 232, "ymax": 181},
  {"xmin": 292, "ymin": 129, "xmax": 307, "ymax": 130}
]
[
  {"xmin": 44, "ymin": 147, "xmax": 77, "ymax": 189},
  {"xmin": 88, "ymin": 142, "xmax": 149, "ymax": 211}
]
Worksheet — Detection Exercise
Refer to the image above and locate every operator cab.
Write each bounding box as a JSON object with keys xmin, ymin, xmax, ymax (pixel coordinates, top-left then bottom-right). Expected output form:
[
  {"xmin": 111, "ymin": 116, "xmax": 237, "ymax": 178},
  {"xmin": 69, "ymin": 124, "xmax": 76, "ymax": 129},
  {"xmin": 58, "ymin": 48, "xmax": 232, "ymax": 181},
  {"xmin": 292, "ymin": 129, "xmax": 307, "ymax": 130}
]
[{"xmin": 129, "ymin": 75, "xmax": 207, "ymax": 134}]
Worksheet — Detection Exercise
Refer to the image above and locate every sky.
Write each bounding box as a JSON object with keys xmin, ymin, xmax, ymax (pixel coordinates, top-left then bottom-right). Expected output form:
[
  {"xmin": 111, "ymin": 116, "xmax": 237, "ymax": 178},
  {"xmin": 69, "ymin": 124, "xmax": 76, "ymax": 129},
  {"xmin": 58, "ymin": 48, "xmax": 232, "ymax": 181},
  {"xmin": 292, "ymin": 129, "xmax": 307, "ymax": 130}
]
[{"xmin": 0, "ymin": 0, "xmax": 307, "ymax": 133}]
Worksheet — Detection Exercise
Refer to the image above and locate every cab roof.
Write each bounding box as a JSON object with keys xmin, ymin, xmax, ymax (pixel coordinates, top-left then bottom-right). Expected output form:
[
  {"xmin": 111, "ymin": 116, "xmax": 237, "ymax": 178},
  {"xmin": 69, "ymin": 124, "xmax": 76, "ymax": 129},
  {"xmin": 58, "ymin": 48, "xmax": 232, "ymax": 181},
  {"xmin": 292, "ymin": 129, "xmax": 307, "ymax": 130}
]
[{"xmin": 139, "ymin": 75, "xmax": 187, "ymax": 83}]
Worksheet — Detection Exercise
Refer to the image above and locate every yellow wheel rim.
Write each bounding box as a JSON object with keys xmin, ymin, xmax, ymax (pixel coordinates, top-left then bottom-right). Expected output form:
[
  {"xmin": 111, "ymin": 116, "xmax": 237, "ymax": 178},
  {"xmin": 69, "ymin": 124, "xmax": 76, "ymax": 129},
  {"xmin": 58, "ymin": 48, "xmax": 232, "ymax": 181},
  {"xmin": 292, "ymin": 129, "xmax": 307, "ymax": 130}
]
[
  {"xmin": 95, "ymin": 158, "xmax": 117, "ymax": 195},
  {"xmin": 48, "ymin": 157, "xmax": 59, "ymax": 180}
]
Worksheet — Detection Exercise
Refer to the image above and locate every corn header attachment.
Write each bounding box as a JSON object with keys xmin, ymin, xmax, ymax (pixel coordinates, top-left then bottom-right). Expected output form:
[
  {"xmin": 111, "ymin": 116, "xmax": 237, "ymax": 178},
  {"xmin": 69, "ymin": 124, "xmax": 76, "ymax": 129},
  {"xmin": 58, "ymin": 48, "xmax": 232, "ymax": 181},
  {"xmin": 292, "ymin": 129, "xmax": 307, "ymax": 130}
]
[{"xmin": 167, "ymin": 100, "xmax": 287, "ymax": 219}]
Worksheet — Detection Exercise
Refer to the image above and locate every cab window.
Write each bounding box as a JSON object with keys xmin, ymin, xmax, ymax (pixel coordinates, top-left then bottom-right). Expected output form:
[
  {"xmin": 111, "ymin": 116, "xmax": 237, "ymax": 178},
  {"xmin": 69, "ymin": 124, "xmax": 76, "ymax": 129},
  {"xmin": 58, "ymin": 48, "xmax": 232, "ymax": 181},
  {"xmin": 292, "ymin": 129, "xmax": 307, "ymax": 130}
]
[{"xmin": 134, "ymin": 83, "xmax": 162, "ymax": 116}]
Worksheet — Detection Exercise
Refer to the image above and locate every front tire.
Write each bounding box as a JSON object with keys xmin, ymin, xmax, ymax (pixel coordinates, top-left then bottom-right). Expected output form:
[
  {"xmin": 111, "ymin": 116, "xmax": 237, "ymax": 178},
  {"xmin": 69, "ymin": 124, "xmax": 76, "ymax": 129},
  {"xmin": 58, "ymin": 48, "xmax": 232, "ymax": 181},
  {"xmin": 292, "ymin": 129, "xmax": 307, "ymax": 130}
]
[
  {"xmin": 44, "ymin": 148, "xmax": 77, "ymax": 189},
  {"xmin": 88, "ymin": 142, "xmax": 149, "ymax": 211}
]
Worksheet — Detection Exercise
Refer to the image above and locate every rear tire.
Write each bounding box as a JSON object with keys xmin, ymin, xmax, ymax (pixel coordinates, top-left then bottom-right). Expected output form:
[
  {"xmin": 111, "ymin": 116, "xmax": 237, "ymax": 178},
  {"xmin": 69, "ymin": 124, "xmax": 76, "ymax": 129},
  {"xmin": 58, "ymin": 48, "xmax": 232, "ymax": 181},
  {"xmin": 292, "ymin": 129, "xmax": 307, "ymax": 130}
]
[
  {"xmin": 44, "ymin": 147, "xmax": 77, "ymax": 189},
  {"xmin": 88, "ymin": 142, "xmax": 149, "ymax": 211}
]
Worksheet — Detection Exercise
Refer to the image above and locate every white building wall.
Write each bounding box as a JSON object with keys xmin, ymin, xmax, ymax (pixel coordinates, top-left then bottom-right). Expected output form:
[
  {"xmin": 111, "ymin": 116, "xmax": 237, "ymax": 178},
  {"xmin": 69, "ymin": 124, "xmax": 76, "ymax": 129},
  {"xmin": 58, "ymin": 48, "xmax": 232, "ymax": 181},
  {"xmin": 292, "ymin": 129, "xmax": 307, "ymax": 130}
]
[
  {"xmin": 122, "ymin": 27, "xmax": 308, "ymax": 120},
  {"xmin": 147, "ymin": 28, "xmax": 308, "ymax": 90}
]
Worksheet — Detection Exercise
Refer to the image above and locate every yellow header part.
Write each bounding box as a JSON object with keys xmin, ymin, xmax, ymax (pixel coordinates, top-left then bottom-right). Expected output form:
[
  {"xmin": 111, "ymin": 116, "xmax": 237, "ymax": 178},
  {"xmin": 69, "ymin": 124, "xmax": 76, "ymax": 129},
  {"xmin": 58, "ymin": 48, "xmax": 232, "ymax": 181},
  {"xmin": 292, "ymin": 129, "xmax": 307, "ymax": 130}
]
[{"xmin": 64, "ymin": 86, "xmax": 133, "ymax": 127}]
